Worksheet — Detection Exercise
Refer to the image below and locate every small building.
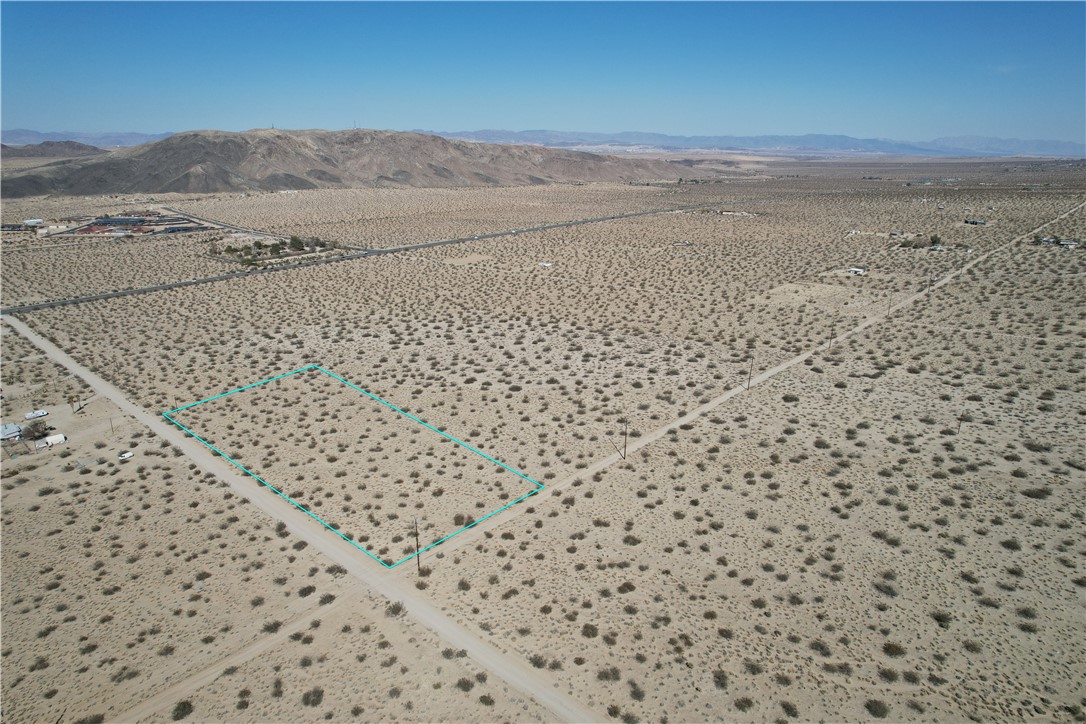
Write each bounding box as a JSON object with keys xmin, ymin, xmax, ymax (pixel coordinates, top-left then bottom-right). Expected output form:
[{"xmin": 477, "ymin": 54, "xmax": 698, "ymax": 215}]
[
  {"xmin": 847, "ymin": 266, "xmax": 868, "ymax": 276},
  {"xmin": 37, "ymin": 225, "xmax": 72, "ymax": 236},
  {"xmin": 97, "ymin": 217, "xmax": 148, "ymax": 226},
  {"xmin": 1, "ymin": 422, "xmax": 23, "ymax": 441},
  {"xmin": 36, "ymin": 434, "xmax": 68, "ymax": 449},
  {"xmin": 22, "ymin": 219, "xmax": 44, "ymax": 226}
]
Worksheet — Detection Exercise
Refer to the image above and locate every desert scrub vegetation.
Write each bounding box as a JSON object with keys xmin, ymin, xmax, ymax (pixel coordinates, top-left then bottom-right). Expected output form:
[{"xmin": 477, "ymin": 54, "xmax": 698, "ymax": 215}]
[
  {"xmin": 1, "ymin": 233, "xmax": 236, "ymax": 306},
  {"xmin": 0, "ymin": 416, "xmax": 346, "ymax": 723},
  {"xmin": 8, "ymin": 166, "xmax": 1085, "ymax": 724},
  {"xmin": 116, "ymin": 587, "xmax": 549, "ymax": 721},
  {"xmin": 167, "ymin": 367, "xmax": 535, "ymax": 566}
]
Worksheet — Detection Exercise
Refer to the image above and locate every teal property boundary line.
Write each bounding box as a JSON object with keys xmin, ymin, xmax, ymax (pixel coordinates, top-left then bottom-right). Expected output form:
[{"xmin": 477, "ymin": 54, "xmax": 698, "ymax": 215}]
[{"xmin": 162, "ymin": 364, "xmax": 544, "ymax": 569}]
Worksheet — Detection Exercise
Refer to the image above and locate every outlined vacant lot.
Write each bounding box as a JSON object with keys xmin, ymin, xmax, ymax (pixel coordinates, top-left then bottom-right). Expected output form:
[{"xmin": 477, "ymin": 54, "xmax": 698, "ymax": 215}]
[{"xmin": 164, "ymin": 365, "xmax": 542, "ymax": 567}]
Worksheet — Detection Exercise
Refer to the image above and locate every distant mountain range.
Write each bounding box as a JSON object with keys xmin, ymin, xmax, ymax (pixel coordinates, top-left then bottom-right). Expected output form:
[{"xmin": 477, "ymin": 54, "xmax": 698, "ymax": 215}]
[
  {"xmin": 0, "ymin": 128, "xmax": 686, "ymax": 198},
  {"xmin": 1, "ymin": 140, "xmax": 107, "ymax": 158},
  {"xmin": 3, "ymin": 127, "xmax": 1081, "ymax": 157},
  {"xmin": 423, "ymin": 129, "xmax": 1086, "ymax": 158},
  {"xmin": 1, "ymin": 129, "xmax": 173, "ymax": 148}
]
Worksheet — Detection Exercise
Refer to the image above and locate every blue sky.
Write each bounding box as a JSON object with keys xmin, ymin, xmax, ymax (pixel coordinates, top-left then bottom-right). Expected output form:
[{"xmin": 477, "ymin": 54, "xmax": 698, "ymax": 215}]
[{"xmin": 2, "ymin": 2, "xmax": 1083, "ymax": 142}]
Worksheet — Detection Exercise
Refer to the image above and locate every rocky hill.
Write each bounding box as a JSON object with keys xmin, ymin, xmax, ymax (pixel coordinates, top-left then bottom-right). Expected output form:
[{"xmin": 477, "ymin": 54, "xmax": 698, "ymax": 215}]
[
  {"xmin": 1, "ymin": 140, "xmax": 107, "ymax": 158},
  {"xmin": 0, "ymin": 128, "xmax": 692, "ymax": 198}
]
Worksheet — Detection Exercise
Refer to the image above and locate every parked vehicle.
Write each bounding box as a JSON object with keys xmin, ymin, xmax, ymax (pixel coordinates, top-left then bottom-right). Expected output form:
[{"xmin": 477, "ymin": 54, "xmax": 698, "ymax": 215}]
[{"xmin": 24, "ymin": 409, "xmax": 48, "ymax": 420}]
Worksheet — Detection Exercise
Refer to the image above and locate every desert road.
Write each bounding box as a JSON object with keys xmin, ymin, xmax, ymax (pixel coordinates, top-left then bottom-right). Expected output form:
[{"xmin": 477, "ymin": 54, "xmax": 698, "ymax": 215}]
[
  {"xmin": 1, "ymin": 203, "xmax": 713, "ymax": 315},
  {"xmin": 382, "ymin": 198, "xmax": 1086, "ymax": 570},
  {"xmin": 4, "ymin": 198, "xmax": 1080, "ymax": 721},
  {"xmin": 1, "ymin": 316, "xmax": 605, "ymax": 724}
]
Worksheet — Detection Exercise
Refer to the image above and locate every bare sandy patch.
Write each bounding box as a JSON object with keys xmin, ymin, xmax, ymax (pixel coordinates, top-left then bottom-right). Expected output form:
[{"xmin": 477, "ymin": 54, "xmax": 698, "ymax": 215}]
[{"xmin": 444, "ymin": 253, "xmax": 494, "ymax": 266}]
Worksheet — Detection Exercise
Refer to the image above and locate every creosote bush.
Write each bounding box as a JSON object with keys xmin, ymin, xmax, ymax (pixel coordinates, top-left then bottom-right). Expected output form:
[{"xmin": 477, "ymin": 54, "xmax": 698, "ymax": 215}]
[{"xmin": 171, "ymin": 701, "xmax": 194, "ymax": 721}]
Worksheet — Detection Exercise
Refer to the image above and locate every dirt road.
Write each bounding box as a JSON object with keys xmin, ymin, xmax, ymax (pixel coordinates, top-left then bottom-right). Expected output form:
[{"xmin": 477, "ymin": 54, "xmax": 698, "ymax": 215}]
[
  {"xmin": 388, "ymin": 199, "xmax": 1086, "ymax": 569},
  {"xmin": 4, "ymin": 199, "xmax": 1079, "ymax": 721},
  {"xmin": 114, "ymin": 598, "xmax": 349, "ymax": 723},
  {"xmin": 1, "ymin": 316, "xmax": 603, "ymax": 724}
]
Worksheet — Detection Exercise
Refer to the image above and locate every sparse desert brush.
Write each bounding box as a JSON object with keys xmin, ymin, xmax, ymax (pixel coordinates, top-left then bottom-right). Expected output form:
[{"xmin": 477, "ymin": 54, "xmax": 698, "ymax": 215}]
[
  {"xmin": 171, "ymin": 700, "xmax": 194, "ymax": 720},
  {"xmin": 6, "ymin": 171, "xmax": 1084, "ymax": 724},
  {"xmin": 882, "ymin": 642, "xmax": 906, "ymax": 658},
  {"xmin": 865, "ymin": 699, "xmax": 891, "ymax": 718}
]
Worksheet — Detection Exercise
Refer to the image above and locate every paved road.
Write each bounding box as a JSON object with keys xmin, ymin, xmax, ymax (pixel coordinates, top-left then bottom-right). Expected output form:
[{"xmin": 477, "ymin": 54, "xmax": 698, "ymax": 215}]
[
  {"xmin": 9, "ymin": 200, "xmax": 1078, "ymax": 720},
  {"xmin": 160, "ymin": 206, "xmax": 285, "ymax": 238},
  {"xmin": 386, "ymin": 199, "xmax": 1086, "ymax": 571},
  {"xmin": 2, "ymin": 315, "xmax": 604, "ymax": 724},
  {"xmin": 2, "ymin": 203, "xmax": 711, "ymax": 315}
]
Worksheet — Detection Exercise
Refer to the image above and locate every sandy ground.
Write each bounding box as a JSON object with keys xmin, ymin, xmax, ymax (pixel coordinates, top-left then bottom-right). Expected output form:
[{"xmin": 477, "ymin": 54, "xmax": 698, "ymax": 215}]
[
  {"xmin": 1, "ymin": 234, "xmax": 236, "ymax": 306},
  {"xmin": 2, "ymin": 315, "xmax": 600, "ymax": 724},
  {"xmin": 2, "ymin": 161, "xmax": 1084, "ymax": 722},
  {"xmin": 168, "ymin": 366, "xmax": 540, "ymax": 566}
]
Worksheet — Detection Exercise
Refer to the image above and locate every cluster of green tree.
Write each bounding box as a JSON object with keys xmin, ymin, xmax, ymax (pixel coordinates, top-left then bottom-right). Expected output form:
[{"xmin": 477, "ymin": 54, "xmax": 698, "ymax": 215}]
[{"xmin": 209, "ymin": 236, "xmax": 331, "ymax": 266}]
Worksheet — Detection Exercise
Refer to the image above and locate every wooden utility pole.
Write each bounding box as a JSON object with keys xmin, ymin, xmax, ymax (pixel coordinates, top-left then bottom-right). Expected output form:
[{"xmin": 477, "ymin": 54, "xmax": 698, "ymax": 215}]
[
  {"xmin": 747, "ymin": 357, "xmax": 755, "ymax": 390},
  {"xmin": 414, "ymin": 517, "xmax": 421, "ymax": 574},
  {"xmin": 623, "ymin": 415, "xmax": 628, "ymax": 460},
  {"xmin": 956, "ymin": 412, "xmax": 965, "ymax": 435},
  {"xmin": 607, "ymin": 416, "xmax": 627, "ymax": 460}
]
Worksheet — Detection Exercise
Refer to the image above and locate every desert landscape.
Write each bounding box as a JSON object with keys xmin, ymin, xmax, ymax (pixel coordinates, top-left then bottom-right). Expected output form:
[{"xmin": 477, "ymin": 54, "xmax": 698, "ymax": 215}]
[{"xmin": 2, "ymin": 154, "xmax": 1084, "ymax": 723}]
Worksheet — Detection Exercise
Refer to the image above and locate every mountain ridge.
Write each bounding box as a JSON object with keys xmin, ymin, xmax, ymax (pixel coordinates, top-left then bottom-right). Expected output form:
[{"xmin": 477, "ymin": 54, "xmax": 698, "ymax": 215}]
[
  {"xmin": 1, "ymin": 140, "xmax": 108, "ymax": 158},
  {"xmin": 0, "ymin": 128, "xmax": 690, "ymax": 198},
  {"xmin": 4, "ymin": 128, "xmax": 1082, "ymax": 157},
  {"xmin": 421, "ymin": 129, "xmax": 1086, "ymax": 158}
]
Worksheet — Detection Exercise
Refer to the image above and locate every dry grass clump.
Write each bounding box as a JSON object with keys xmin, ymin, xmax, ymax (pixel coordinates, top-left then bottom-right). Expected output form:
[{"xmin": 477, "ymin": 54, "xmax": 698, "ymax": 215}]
[
  {"xmin": 146, "ymin": 593, "xmax": 548, "ymax": 722},
  {"xmin": 1, "ymin": 233, "xmax": 236, "ymax": 306},
  {"xmin": 169, "ymin": 368, "xmax": 536, "ymax": 565},
  {"xmin": 403, "ymin": 176, "xmax": 1084, "ymax": 722},
  {"xmin": 1, "ymin": 406, "xmax": 346, "ymax": 723},
  {"xmin": 7, "ymin": 162, "xmax": 1084, "ymax": 722},
  {"xmin": 171, "ymin": 185, "xmax": 679, "ymax": 248},
  {"xmin": 1, "ymin": 324, "xmax": 93, "ymax": 418}
]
